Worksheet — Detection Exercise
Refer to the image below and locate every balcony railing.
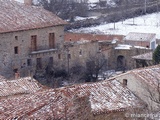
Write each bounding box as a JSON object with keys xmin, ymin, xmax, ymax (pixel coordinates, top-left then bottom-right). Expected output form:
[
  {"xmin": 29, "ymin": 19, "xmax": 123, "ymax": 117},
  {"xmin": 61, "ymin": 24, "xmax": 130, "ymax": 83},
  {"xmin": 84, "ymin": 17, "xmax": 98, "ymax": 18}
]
[{"xmin": 29, "ymin": 45, "xmax": 57, "ymax": 55}]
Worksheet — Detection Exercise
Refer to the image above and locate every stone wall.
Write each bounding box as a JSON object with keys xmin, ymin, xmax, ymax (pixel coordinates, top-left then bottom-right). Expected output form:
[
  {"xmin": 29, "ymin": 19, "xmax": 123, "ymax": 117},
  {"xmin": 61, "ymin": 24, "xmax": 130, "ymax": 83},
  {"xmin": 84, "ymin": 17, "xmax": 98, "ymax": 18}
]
[
  {"xmin": 0, "ymin": 26, "xmax": 65, "ymax": 79},
  {"xmin": 116, "ymin": 73, "xmax": 159, "ymax": 111},
  {"xmin": 64, "ymin": 40, "xmax": 99, "ymax": 69},
  {"xmin": 107, "ymin": 48, "xmax": 152, "ymax": 71}
]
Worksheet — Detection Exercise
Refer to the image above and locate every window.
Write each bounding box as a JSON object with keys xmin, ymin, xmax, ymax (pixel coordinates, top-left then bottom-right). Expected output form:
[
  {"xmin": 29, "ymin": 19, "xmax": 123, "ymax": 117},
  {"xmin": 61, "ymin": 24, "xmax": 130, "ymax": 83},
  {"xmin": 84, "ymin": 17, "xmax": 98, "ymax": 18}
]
[
  {"xmin": 36, "ymin": 58, "xmax": 42, "ymax": 70},
  {"xmin": 151, "ymin": 41, "xmax": 155, "ymax": 50},
  {"xmin": 13, "ymin": 69, "xmax": 18, "ymax": 73},
  {"xmin": 68, "ymin": 53, "xmax": 71, "ymax": 59},
  {"xmin": 49, "ymin": 33, "xmax": 55, "ymax": 48},
  {"xmin": 123, "ymin": 79, "xmax": 127, "ymax": 86},
  {"xmin": 27, "ymin": 59, "xmax": 32, "ymax": 66},
  {"xmin": 99, "ymin": 46, "xmax": 102, "ymax": 52},
  {"xmin": 49, "ymin": 57, "xmax": 53, "ymax": 65},
  {"xmin": 15, "ymin": 36, "xmax": 18, "ymax": 40},
  {"xmin": 58, "ymin": 54, "xmax": 61, "ymax": 59},
  {"xmin": 31, "ymin": 35, "xmax": 37, "ymax": 51},
  {"xmin": 14, "ymin": 46, "xmax": 18, "ymax": 54},
  {"xmin": 79, "ymin": 49, "xmax": 82, "ymax": 56}
]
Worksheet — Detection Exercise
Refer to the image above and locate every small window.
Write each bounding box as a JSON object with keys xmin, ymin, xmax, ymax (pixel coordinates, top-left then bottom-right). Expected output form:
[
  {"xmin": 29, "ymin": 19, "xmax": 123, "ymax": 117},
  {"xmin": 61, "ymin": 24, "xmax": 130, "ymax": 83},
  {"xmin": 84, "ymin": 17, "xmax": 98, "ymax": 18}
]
[
  {"xmin": 15, "ymin": 36, "xmax": 18, "ymax": 40},
  {"xmin": 99, "ymin": 46, "xmax": 102, "ymax": 52},
  {"xmin": 49, "ymin": 57, "xmax": 53, "ymax": 65},
  {"xmin": 27, "ymin": 59, "xmax": 32, "ymax": 66},
  {"xmin": 14, "ymin": 46, "xmax": 18, "ymax": 54},
  {"xmin": 123, "ymin": 79, "xmax": 127, "ymax": 86},
  {"xmin": 58, "ymin": 54, "xmax": 61, "ymax": 59},
  {"xmin": 79, "ymin": 49, "xmax": 82, "ymax": 56},
  {"xmin": 68, "ymin": 54, "xmax": 71, "ymax": 59},
  {"xmin": 13, "ymin": 69, "xmax": 18, "ymax": 73},
  {"xmin": 36, "ymin": 58, "xmax": 42, "ymax": 70}
]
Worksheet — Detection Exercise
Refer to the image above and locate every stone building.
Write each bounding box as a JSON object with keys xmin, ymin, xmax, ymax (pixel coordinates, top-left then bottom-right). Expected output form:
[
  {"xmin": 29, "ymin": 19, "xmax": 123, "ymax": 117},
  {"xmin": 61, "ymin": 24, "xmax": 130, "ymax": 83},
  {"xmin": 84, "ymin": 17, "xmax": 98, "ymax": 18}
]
[
  {"xmin": 64, "ymin": 40, "xmax": 99, "ymax": 70},
  {"xmin": 65, "ymin": 32, "xmax": 123, "ymax": 69},
  {"xmin": 0, "ymin": 1, "xmax": 67, "ymax": 78},
  {"xmin": 109, "ymin": 45, "xmax": 152, "ymax": 71},
  {"xmin": 124, "ymin": 32, "xmax": 156, "ymax": 50},
  {"xmin": 65, "ymin": 32, "xmax": 153, "ymax": 72},
  {"xmin": 132, "ymin": 52, "xmax": 153, "ymax": 68},
  {"xmin": 114, "ymin": 65, "xmax": 160, "ymax": 111}
]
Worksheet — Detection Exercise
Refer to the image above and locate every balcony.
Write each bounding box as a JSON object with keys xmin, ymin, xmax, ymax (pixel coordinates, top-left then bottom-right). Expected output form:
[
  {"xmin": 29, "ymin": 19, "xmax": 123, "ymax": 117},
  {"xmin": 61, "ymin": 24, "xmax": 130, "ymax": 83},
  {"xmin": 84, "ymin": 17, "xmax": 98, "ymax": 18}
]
[{"xmin": 29, "ymin": 46, "xmax": 57, "ymax": 56}]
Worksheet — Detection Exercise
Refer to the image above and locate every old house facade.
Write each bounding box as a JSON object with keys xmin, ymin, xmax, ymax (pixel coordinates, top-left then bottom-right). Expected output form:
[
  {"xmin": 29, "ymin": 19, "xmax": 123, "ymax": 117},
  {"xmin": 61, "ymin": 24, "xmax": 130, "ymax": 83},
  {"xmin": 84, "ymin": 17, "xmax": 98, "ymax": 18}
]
[
  {"xmin": 64, "ymin": 40, "xmax": 99, "ymax": 70},
  {"xmin": 114, "ymin": 65, "xmax": 160, "ymax": 111},
  {"xmin": 0, "ymin": 1, "xmax": 67, "ymax": 78},
  {"xmin": 65, "ymin": 32, "xmax": 153, "ymax": 72}
]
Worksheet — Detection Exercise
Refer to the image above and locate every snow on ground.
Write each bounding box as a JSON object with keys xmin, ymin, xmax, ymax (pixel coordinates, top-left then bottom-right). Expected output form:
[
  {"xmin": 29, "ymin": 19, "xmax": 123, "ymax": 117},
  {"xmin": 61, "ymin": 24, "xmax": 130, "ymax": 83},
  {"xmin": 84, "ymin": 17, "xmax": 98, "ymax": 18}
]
[
  {"xmin": 74, "ymin": 16, "xmax": 98, "ymax": 21},
  {"xmin": 88, "ymin": 0, "xmax": 99, "ymax": 3},
  {"xmin": 72, "ymin": 12, "xmax": 160, "ymax": 39}
]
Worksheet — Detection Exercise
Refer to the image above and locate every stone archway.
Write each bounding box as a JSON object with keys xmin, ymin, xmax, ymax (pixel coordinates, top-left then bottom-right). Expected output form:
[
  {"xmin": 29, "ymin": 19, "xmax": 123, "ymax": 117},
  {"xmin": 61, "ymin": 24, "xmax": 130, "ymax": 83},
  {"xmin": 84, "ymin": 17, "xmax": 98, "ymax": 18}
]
[{"xmin": 117, "ymin": 55, "xmax": 126, "ymax": 71}]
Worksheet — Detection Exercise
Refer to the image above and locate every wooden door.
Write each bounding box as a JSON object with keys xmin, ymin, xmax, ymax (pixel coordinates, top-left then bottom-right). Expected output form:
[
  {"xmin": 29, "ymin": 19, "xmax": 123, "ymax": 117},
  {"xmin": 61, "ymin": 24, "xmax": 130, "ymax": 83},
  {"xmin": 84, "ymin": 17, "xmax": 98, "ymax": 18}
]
[
  {"xmin": 49, "ymin": 33, "xmax": 55, "ymax": 49},
  {"xmin": 31, "ymin": 35, "xmax": 37, "ymax": 51}
]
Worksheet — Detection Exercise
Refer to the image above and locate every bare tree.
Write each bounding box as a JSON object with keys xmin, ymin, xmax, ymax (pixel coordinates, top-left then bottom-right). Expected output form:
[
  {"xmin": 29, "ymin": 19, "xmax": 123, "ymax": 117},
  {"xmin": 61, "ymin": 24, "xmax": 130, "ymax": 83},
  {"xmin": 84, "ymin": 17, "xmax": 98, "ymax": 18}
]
[
  {"xmin": 37, "ymin": 0, "xmax": 88, "ymax": 20},
  {"xmin": 85, "ymin": 53, "xmax": 107, "ymax": 82}
]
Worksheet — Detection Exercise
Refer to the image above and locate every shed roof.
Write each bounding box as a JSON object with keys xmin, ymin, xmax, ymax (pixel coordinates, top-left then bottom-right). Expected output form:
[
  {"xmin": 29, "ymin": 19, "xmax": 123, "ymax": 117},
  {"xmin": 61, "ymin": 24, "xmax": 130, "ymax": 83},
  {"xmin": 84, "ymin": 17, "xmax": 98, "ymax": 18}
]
[
  {"xmin": 125, "ymin": 32, "xmax": 156, "ymax": 41},
  {"xmin": 132, "ymin": 52, "xmax": 153, "ymax": 60},
  {"xmin": 0, "ymin": 0, "xmax": 67, "ymax": 33}
]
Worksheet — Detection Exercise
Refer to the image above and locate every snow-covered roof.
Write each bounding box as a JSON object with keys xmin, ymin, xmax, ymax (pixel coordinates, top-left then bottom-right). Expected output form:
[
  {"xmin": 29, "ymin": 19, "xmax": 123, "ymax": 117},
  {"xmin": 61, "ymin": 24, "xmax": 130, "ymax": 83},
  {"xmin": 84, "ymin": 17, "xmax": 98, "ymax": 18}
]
[
  {"xmin": 131, "ymin": 65, "xmax": 160, "ymax": 89},
  {"xmin": 114, "ymin": 65, "xmax": 160, "ymax": 89},
  {"xmin": 0, "ymin": 77, "xmax": 42, "ymax": 97},
  {"xmin": 0, "ymin": 0, "xmax": 67, "ymax": 33},
  {"xmin": 115, "ymin": 44, "xmax": 132, "ymax": 50},
  {"xmin": 0, "ymin": 79, "xmax": 145, "ymax": 119},
  {"xmin": 13, "ymin": 0, "xmax": 24, "ymax": 3},
  {"xmin": 125, "ymin": 32, "xmax": 156, "ymax": 41},
  {"xmin": 132, "ymin": 52, "xmax": 153, "ymax": 60}
]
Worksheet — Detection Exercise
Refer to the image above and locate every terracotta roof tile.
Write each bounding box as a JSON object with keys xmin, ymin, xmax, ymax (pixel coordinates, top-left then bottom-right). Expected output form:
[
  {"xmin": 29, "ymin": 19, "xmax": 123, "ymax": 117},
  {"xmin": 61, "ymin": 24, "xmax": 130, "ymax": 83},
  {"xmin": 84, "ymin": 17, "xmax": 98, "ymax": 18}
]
[
  {"xmin": 125, "ymin": 32, "xmax": 156, "ymax": 41},
  {"xmin": 65, "ymin": 32, "xmax": 124, "ymax": 42},
  {"xmin": 0, "ymin": 79, "xmax": 145, "ymax": 119},
  {"xmin": 0, "ymin": 77, "xmax": 41, "ymax": 97},
  {"xmin": 132, "ymin": 52, "xmax": 153, "ymax": 60},
  {"xmin": 0, "ymin": 0, "xmax": 67, "ymax": 33},
  {"xmin": 131, "ymin": 65, "xmax": 160, "ymax": 88}
]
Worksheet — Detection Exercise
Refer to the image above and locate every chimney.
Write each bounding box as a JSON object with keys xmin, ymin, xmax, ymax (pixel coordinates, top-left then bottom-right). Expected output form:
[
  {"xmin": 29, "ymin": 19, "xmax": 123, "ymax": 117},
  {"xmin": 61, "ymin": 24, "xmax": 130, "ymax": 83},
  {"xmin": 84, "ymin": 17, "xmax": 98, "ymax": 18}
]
[
  {"xmin": 13, "ymin": 0, "xmax": 32, "ymax": 5},
  {"xmin": 15, "ymin": 71, "xmax": 20, "ymax": 79},
  {"xmin": 24, "ymin": 0, "xmax": 32, "ymax": 5}
]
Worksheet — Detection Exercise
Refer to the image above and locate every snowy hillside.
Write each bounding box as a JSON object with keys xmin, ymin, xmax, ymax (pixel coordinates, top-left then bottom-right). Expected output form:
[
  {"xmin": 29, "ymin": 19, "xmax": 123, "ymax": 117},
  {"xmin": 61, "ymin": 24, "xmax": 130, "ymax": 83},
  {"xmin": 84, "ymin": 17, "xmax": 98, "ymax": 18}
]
[{"xmin": 72, "ymin": 12, "xmax": 160, "ymax": 39}]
